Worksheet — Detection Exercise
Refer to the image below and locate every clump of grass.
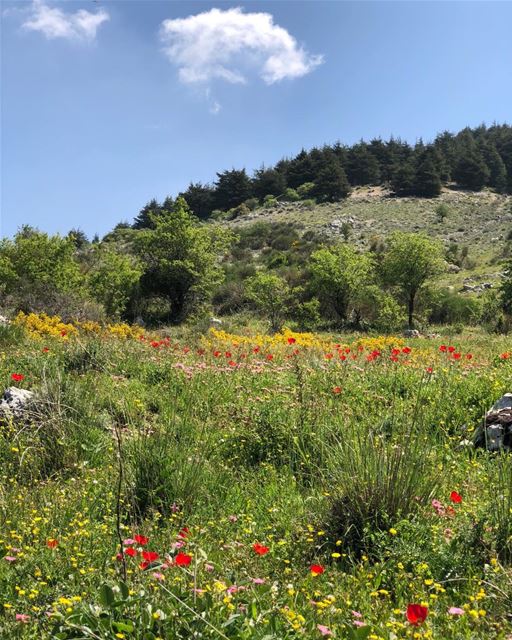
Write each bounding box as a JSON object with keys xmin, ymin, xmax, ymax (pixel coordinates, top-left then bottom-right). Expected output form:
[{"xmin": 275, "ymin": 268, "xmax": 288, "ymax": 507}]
[{"xmin": 325, "ymin": 413, "xmax": 440, "ymax": 556}]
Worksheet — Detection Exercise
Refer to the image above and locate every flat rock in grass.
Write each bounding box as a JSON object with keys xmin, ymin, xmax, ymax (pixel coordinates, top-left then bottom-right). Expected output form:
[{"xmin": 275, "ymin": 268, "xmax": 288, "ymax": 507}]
[
  {"xmin": 0, "ymin": 387, "xmax": 35, "ymax": 420},
  {"xmin": 403, "ymin": 329, "xmax": 421, "ymax": 338},
  {"xmin": 473, "ymin": 393, "xmax": 512, "ymax": 451},
  {"xmin": 0, "ymin": 315, "xmax": 8, "ymax": 325}
]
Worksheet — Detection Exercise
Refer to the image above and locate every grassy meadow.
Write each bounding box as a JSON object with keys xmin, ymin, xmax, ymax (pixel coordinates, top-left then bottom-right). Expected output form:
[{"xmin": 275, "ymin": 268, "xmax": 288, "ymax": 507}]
[{"xmin": 1, "ymin": 314, "xmax": 512, "ymax": 639}]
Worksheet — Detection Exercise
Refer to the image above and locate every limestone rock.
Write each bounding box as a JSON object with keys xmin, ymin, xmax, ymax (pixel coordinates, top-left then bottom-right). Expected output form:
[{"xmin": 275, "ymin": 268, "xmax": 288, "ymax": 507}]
[
  {"xmin": 473, "ymin": 393, "xmax": 512, "ymax": 451},
  {"xmin": 0, "ymin": 387, "xmax": 35, "ymax": 420}
]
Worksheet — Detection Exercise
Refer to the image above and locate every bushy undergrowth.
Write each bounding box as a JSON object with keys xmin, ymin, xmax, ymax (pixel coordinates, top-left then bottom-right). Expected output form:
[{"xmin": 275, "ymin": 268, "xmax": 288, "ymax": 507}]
[{"xmin": 1, "ymin": 321, "xmax": 512, "ymax": 638}]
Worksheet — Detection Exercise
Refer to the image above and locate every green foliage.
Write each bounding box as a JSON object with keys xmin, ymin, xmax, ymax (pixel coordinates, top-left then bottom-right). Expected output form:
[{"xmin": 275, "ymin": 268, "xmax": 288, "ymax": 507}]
[
  {"xmin": 134, "ymin": 198, "xmax": 234, "ymax": 322},
  {"xmin": 312, "ymin": 161, "xmax": 351, "ymax": 202},
  {"xmin": 0, "ymin": 227, "xmax": 82, "ymax": 297},
  {"xmin": 500, "ymin": 259, "xmax": 512, "ymax": 317},
  {"xmin": 435, "ymin": 203, "xmax": 450, "ymax": 221},
  {"xmin": 453, "ymin": 152, "xmax": 490, "ymax": 191},
  {"xmin": 309, "ymin": 244, "xmax": 376, "ymax": 326},
  {"xmin": 380, "ymin": 232, "xmax": 444, "ymax": 328},
  {"xmin": 88, "ymin": 247, "xmax": 142, "ymax": 318},
  {"xmin": 297, "ymin": 182, "xmax": 315, "ymax": 198},
  {"xmin": 283, "ymin": 187, "xmax": 300, "ymax": 202},
  {"xmin": 245, "ymin": 271, "xmax": 292, "ymax": 332},
  {"xmin": 214, "ymin": 168, "xmax": 253, "ymax": 211}
]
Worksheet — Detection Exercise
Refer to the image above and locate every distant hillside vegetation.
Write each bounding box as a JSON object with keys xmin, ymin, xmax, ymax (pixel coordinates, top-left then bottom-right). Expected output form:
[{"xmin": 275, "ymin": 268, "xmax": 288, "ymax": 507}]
[{"xmin": 132, "ymin": 123, "xmax": 512, "ymax": 227}]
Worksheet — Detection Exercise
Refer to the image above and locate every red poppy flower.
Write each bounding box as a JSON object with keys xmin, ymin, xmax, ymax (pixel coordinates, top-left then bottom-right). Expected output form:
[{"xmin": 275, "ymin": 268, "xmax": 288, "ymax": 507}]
[
  {"xmin": 391, "ymin": 348, "xmax": 401, "ymax": 356},
  {"xmin": 46, "ymin": 539, "xmax": 58, "ymax": 549},
  {"xmin": 325, "ymin": 353, "xmax": 333, "ymax": 360},
  {"xmin": 124, "ymin": 547, "xmax": 137, "ymax": 557},
  {"xmin": 175, "ymin": 552, "xmax": 192, "ymax": 566},
  {"xmin": 178, "ymin": 527, "xmax": 189, "ymax": 539},
  {"xmin": 287, "ymin": 337, "xmax": 296, "ymax": 344},
  {"xmin": 225, "ymin": 351, "xmax": 232, "ymax": 358},
  {"xmin": 439, "ymin": 345, "xmax": 447, "ymax": 352},
  {"xmin": 332, "ymin": 386, "xmax": 342, "ymax": 394},
  {"xmin": 500, "ymin": 352, "xmax": 510, "ymax": 360},
  {"xmin": 252, "ymin": 543, "xmax": 270, "ymax": 556},
  {"xmin": 253, "ymin": 346, "xmax": 260, "ymax": 354},
  {"xmin": 426, "ymin": 367, "xmax": 433, "ymax": 374},
  {"xmin": 60, "ymin": 330, "xmax": 67, "ymax": 337},
  {"xmin": 448, "ymin": 346, "xmax": 456, "ymax": 353},
  {"xmin": 150, "ymin": 341, "xmax": 160, "ymax": 348},
  {"xmin": 142, "ymin": 551, "xmax": 159, "ymax": 562},
  {"xmin": 213, "ymin": 350, "xmax": 221, "ymax": 357},
  {"xmin": 310, "ymin": 564, "xmax": 325, "ymax": 576},
  {"xmin": 402, "ymin": 346, "xmax": 411, "ymax": 354},
  {"xmin": 134, "ymin": 534, "xmax": 149, "ymax": 545},
  {"xmin": 406, "ymin": 604, "xmax": 428, "ymax": 626},
  {"xmin": 390, "ymin": 356, "xmax": 399, "ymax": 362},
  {"xmin": 266, "ymin": 354, "xmax": 273, "ymax": 361},
  {"xmin": 228, "ymin": 360, "xmax": 237, "ymax": 367},
  {"xmin": 139, "ymin": 560, "xmax": 150, "ymax": 570},
  {"xmin": 11, "ymin": 373, "xmax": 24, "ymax": 382},
  {"xmin": 466, "ymin": 353, "xmax": 473, "ymax": 360},
  {"xmin": 42, "ymin": 347, "xmax": 49, "ymax": 353},
  {"xmin": 453, "ymin": 353, "xmax": 461, "ymax": 360},
  {"xmin": 339, "ymin": 354, "xmax": 347, "ymax": 361},
  {"xmin": 450, "ymin": 491, "xmax": 462, "ymax": 504}
]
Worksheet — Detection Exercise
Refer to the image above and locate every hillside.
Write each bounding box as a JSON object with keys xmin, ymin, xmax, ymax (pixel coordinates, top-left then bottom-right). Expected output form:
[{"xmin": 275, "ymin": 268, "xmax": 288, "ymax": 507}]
[{"xmin": 226, "ymin": 186, "xmax": 512, "ymax": 291}]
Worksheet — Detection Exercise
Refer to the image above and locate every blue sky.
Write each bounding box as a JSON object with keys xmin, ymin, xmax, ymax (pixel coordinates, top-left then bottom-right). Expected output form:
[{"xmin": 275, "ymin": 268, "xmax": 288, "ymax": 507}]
[{"xmin": 1, "ymin": 0, "xmax": 511, "ymax": 238}]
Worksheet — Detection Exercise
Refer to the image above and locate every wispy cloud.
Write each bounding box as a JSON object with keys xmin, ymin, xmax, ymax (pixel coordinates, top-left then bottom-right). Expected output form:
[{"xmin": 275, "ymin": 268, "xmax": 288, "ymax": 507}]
[
  {"xmin": 21, "ymin": 0, "xmax": 109, "ymax": 42},
  {"xmin": 160, "ymin": 7, "xmax": 323, "ymax": 86}
]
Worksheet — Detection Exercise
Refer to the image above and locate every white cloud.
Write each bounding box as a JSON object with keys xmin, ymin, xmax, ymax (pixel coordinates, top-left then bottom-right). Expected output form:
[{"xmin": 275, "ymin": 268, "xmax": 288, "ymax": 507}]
[
  {"xmin": 160, "ymin": 7, "xmax": 323, "ymax": 86},
  {"xmin": 22, "ymin": 0, "xmax": 109, "ymax": 42}
]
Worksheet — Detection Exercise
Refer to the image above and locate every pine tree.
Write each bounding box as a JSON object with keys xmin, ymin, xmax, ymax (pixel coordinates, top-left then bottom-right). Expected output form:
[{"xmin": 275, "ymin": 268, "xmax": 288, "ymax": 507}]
[
  {"xmin": 179, "ymin": 183, "xmax": 215, "ymax": 219},
  {"xmin": 312, "ymin": 161, "xmax": 351, "ymax": 202},
  {"xmin": 285, "ymin": 150, "xmax": 315, "ymax": 189},
  {"xmin": 252, "ymin": 167, "xmax": 286, "ymax": 200},
  {"xmin": 214, "ymin": 169, "xmax": 253, "ymax": 211},
  {"xmin": 132, "ymin": 199, "xmax": 162, "ymax": 230},
  {"xmin": 391, "ymin": 161, "xmax": 416, "ymax": 196},
  {"xmin": 453, "ymin": 153, "xmax": 490, "ymax": 191},
  {"xmin": 414, "ymin": 155, "xmax": 442, "ymax": 197},
  {"xmin": 346, "ymin": 143, "xmax": 381, "ymax": 185},
  {"xmin": 482, "ymin": 143, "xmax": 508, "ymax": 193}
]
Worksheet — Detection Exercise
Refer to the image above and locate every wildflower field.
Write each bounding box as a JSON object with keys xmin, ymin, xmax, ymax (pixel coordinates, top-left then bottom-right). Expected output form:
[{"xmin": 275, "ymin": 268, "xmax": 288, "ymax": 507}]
[{"xmin": 1, "ymin": 315, "xmax": 512, "ymax": 639}]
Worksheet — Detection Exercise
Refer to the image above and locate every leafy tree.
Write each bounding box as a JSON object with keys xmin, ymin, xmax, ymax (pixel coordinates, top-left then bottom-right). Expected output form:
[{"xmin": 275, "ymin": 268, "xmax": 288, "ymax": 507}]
[
  {"xmin": 0, "ymin": 227, "xmax": 82, "ymax": 298},
  {"xmin": 309, "ymin": 245, "xmax": 375, "ymax": 325},
  {"xmin": 245, "ymin": 271, "xmax": 292, "ymax": 333},
  {"xmin": 88, "ymin": 248, "xmax": 142, "ymax": 318},
  {"xmin": 214, "ymin": 169, "xmax": 253, "ymax": 211},
  {"xmin": 179, "ymin": 183, "xmax": 215, "ymax": 219},
  {"xmin": 380, "ymin": 232, "xmax": 444, "ymax": 328},
  {"xmin": 312, "ymin": 162, "xmax": 351, "ymax": 202},
  {"xmin": 135, "ymin": 197, "xmax": 234, "ymax": 322}
]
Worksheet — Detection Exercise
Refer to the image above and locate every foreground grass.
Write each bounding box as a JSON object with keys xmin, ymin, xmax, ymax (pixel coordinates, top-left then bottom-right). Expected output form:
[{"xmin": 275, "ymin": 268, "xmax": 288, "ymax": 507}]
[{"xmin": 1, "ymin": 318, "xmax": 512, "ymax": 639}]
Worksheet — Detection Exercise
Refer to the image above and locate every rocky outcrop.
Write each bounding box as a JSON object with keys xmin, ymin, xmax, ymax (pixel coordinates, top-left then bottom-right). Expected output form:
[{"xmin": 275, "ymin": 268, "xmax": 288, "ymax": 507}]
[
  {"xmin": 0, "ymin": 387, "xmax": 35, "ymax": 420},
  {"xmin": 473, "ymin": 393, "xmax": 512, "ymax": 451}
]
